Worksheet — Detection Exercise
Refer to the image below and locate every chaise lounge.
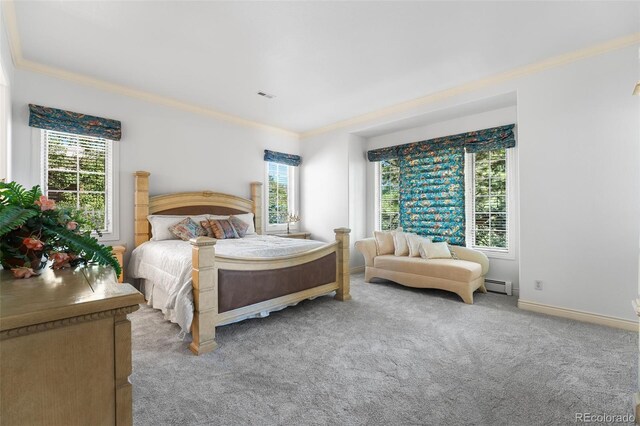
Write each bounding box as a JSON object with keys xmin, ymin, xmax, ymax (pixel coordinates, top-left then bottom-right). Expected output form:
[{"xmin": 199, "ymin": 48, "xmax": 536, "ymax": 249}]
[{"xmin": 355, "ymin": 236, "xmax": 489, "ymax": 304}]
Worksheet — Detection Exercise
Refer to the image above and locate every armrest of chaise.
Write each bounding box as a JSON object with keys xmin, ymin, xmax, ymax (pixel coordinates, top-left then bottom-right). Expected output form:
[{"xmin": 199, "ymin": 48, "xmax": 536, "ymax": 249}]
[
  {"xmin": 449, "ymin": 245, "xmax": 490, "ymax": 276},
  {"xmin": 355, "ymin": 238, "xmax": 377, "ymax": 267}
]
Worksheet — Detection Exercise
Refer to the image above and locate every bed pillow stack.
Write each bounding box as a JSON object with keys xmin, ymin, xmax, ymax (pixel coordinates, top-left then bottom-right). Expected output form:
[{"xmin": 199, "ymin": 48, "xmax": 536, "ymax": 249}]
[
  {"xmin": 373, "ymin": 229, "xmax": 453, "ymax": 260},
  {"xmin": 148, "ymin": 213, "xmax": 256, "ymax": 241}
]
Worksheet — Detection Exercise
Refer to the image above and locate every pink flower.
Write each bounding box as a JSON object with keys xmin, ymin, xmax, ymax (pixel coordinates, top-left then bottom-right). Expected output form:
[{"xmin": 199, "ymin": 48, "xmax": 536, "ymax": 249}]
[
  {"xmin": 66, "ymin": 221, "xmax": 78, "ymax": 231},
  {"xmin": 23, "ymin": 237, "xmax": 44, "ymax": 251},
  {"xmin": 11, "ymin": 267, "xmax": 36, "ymax": 279},
  {"xmin": 35, "ymin": 195, "xmax": 56, "ymax": 211},
  {"xmin": 50, "ymin": 252, "xmax": 72, "ymax": 269}
]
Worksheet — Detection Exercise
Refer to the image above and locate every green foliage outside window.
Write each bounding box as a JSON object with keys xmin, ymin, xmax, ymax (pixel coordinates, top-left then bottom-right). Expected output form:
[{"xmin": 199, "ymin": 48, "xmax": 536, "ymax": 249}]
[
  {"xmin": 44, "ymin": 131, "xmax": 110, "ymax": 233},
  {"xmin": 380, "ymin": 159, "xmax": 400, "ymax": 230},
  {"xmin": 268, "ymin": 163, "xmax": 289, "ymax": 224},
  {"xmin": 473, "ymin": 149, "xmax": 507, "ymax": 249}
]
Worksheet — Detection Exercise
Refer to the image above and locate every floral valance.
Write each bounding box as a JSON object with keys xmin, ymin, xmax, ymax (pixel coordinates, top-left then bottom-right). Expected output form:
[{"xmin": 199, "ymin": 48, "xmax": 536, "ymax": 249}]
[
  {"xmin": 28, "ymin": 104, "xmax": 122, "ymax": 141},
  {"xmin": 367, "ymin": 124, "xmax": 516, "ymax": 161},
  {"xmin": 263, "ymin": 150, "xmax": 302, "ymax": 167}
]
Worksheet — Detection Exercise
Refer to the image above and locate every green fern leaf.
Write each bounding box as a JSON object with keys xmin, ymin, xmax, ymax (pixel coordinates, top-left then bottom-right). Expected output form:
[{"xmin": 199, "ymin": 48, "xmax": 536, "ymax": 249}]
[
  {"xmin": 42, "ymin": 224, "xmax": 122, "ymax": 277},
  {"xmin": 0, "ymin": 206, "xmax": 38, "ymax": 237}
]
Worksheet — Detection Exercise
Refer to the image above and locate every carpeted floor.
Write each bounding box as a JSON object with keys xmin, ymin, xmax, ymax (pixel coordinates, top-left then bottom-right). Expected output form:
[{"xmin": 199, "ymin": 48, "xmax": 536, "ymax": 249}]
[{"xmin": 131, "ymin": 274, "xmax": 637, "ymax": 426}]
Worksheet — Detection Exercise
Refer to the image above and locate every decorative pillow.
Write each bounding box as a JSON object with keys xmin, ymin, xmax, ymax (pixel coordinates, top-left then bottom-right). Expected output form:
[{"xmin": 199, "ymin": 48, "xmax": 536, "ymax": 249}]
[
  {"xmin": 374, "ymin": 231, "xmax": 395, "ymax": 255},
  {"xmin": 232, "ymin": 213, "xmax": 256, "ymax": 235},
  {"xmin": 168, "ymin": 218, "xmax": 207, "ymax": 241},
  {"xmin": 406, "ymin": 234, "xmax": 431, "ymax": 257},
  {"xmin": 393, "ymin": 231, "xmax": 411, "ymax": 256},
  {"xmin": 148, "ymin": 215, "xmax": 208, "ymax": 241},
  {"xmin": 229, "ymin": 215, "xmax": 249, "ymax": 237},
  {"xmin": 208, "ymin": 219, "xmax": 239, "ymax": 239},
  {"xmin": 200, "ymin": 220, "xmax": 215, "ymax": 238},
  {"xmin": 419, "ymin": 241, "xmax": 453, "ymax": 259}
]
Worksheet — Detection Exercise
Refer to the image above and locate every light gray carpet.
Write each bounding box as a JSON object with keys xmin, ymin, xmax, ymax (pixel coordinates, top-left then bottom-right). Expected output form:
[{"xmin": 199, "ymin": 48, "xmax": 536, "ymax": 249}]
[{"xmin": 131, "ymin": 274, "xmax": 637, "ymax": 426}]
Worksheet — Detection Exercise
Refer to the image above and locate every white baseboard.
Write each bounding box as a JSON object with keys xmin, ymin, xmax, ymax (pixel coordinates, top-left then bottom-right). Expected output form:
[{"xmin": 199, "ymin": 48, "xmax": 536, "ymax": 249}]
[
  {"xmin": 518, "ymin": 299, "xmax": 638, "ymax": 331},
  {"xmin": 350, "ymin": 266, "xmax": 365, "ymax": 274}
]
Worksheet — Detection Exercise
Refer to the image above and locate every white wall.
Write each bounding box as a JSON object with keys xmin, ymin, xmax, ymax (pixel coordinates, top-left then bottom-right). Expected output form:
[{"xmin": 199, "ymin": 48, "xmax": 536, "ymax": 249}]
[
  {"xmin": 364, "ymin": 106, "xmax": 520, "ymax": 291},
  {"xmin": 301, "ymin": 45, "xmax": 640, "ymax": 322},
  {"xmin": 10, "ymin": 69, "xmax": 299, "ymax": 269},
  {"xmin": 348, "ymin": 134, "xmax": 367, "ymax": 268}
]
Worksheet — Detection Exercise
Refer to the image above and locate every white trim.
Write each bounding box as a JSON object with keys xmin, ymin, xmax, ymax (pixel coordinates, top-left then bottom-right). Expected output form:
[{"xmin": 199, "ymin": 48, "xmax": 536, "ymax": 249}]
[
  {"xmin": 38, "ymin": 129, "xmax": 120, "ymax": 242},
  {"xmin": 465, "ymin": 147, "xmax": 517, "ymax": 260},
  {"xmin": 517, "ymin": 299, "xmax": 638, "ymax": 332},
  {"xmin": 264, "ymin": 161, "xmax": 299, "ymax": 233},
  {"xmin": 374, "ymin": 162, "xmax": 381, "ymax": 231},
  {"xmin": 1, "ymin": 1, "xmax": 638, "ymax": 138},
  {"xmin": 300, "ymin": 33, "xmax": 640, "ymax": 139}
]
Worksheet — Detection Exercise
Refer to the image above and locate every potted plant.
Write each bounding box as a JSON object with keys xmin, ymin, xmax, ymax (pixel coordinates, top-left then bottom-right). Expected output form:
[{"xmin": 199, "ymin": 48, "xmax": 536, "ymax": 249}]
[{"xmin": 0, "ymin": 182, "xmax": 121, "ymax": 279}]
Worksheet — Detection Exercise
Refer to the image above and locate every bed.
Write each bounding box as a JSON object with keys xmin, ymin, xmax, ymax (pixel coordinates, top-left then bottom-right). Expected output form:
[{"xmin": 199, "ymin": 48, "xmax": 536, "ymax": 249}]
[{"xmin": 129, "ymin": 171, "xmax": 351, "ymax": 355}]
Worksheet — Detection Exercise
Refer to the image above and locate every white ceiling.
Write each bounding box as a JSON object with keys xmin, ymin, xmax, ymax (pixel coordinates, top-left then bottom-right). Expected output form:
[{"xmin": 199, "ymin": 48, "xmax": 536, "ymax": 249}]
[{"xmin": 10, "ymin": 1, "xmax": 640, "ymax": 134}]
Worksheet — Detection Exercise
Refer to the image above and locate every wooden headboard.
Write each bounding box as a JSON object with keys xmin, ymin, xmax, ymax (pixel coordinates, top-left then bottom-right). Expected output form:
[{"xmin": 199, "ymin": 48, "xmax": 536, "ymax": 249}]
[{"xmin": 133, "ymin": 171, "xmax": 263, "ymax": 247}]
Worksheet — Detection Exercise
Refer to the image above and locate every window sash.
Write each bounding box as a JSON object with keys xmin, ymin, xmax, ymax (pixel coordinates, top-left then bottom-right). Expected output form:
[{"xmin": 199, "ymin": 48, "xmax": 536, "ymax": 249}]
[
  {"xmin": 468, "ymin": 149, "xmax": 509, "ymax": 252},
  {"xmin": 42, "ymin": 130, "xmax": 113, "ymax": 234},
  {"xmin": 266, "ymin": 162, "xmax": 295, "ymax": 227}
]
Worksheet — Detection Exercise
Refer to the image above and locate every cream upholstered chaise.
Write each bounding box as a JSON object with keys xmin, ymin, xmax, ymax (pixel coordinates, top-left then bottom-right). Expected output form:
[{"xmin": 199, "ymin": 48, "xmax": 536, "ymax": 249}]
[{"xmin": 355, "ymin": 238, "xmax": 489, "ymax": 304}]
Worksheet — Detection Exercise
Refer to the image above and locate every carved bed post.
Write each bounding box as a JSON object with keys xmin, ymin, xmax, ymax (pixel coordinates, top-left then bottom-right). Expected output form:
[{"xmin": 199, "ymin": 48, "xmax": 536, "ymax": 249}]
[
  {"xmin": 251, "ymin": 182, "xmax": 263, "ymax": 235},
  {"xmin": 334, "ymin": 228, "xmax": 352, "ymax": 301},
  {"xmin": 189, "ymin": 237, "xmax": 218, "ymax": 355},
  {"xmin": 133, "ymin": 171, "xmax": 151, "ymax": 247}
]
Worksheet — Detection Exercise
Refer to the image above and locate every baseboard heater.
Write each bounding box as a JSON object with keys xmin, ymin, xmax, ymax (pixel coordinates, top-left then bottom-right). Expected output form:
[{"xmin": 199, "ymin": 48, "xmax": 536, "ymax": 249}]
[{"xmin": 484, "ymin": 279, "xmax": 513, "ymax": 296}]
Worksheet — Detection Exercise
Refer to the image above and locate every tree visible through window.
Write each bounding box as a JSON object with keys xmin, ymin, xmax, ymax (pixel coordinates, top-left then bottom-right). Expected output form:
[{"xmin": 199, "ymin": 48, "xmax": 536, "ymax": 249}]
[
  {"xmin": 379, "ymin": 159, "xmax": 400, "ymax": 231},
  {"xmin": 42, "ymin": 130, "xmax": 112, "ymax": 233},
  {"xmin": 470, "ymin": 149, "xmax": 508, "ymax": 250},
  {"xmin": 268, "ymin": 162, "xmax": 290, "ymax": 225}
]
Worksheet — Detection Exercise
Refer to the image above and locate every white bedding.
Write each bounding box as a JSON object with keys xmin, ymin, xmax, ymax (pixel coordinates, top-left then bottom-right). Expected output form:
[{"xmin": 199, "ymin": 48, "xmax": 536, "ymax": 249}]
[{"xmin": 128, "ymin": 235, "xmax": 326, "ymax": 333}]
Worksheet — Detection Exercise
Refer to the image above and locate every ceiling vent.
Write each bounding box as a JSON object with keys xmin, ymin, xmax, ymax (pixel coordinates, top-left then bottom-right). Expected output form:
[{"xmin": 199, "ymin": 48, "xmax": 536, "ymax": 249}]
[{"xmin": 257, "ymin": 91, "xmax": 275, "ymax": 99}]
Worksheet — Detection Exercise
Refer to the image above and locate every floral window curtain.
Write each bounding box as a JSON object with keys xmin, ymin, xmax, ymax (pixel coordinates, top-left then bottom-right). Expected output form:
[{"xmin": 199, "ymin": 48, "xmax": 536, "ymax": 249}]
[
  {"xmin": 367, "ymin": 124, "xmax": 516, "ymax": 246},
  {"xmin": 399, "ymin": 146, "xmax": 466, "ymax": 245},
  {"xmin": 28, "ymin": 104, "xmax": 122, "ymax": 141},
  {"xmin": 263, "ymin": 150, "xmax": 302, "ymax": 166}
]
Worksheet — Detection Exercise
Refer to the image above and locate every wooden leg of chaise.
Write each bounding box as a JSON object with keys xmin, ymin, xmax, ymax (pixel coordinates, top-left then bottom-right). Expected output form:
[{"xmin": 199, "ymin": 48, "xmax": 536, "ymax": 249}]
[
  {"xmin": 189, "ymin": 237, "xmax": 218, "ymax": 355},
  {"xmin": 334, "ymin": 228, "xmax": 352, "ymax": 301}
]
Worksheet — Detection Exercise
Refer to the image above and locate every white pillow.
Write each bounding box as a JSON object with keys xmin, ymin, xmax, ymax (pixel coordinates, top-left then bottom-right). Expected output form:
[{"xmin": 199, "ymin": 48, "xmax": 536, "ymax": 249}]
[
  {"xmin": 231, "ymin": 213, "xmax": 256, "ymax": 235},
  {"xmin": 406, "ymin": 234, "xmax": 431, "ymax": 257},
  {"xmin": 393, "ymin": 231, "xmax": 411, "ymax": 256},
  {"xmin": 419, "ymin": 241, "xmax": 452, "ymax": 259},
  {"xmin": 148, "ymin": 215, "xmax": 209, "ymax": 241}
]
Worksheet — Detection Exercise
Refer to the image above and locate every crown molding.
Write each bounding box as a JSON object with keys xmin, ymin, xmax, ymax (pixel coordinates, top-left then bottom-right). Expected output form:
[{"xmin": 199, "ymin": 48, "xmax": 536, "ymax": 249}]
[
  {"xmin": 3, "ymin": 1, "xmax": 639, "ymax": 141},
  {"xmin": 300, "ymin": 32, "xmax": 640, "ymax": 139},
  {"xmin": 0, "ymin": 1, "xmax": 299, "ymax": 138}
]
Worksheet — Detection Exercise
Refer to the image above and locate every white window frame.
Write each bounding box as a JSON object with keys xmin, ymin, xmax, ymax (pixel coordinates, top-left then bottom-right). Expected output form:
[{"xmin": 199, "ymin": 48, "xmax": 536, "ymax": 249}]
[
  {"xmin": 36, "ymin": 129, "xmax": 120, "ymax": 242},
  {"xmin": 464, "ymin": 148, "xmax": 516, "ymax": 259},
  {"xmin": 374, "ymin": 161, "xmax": 401, "ymax": 231},
  {"xmin": 264, "ymin": 162, "xmax": 298, "ymax": 233},
  {"xmin": 0, "ymin": 61, "xmax": 9, "ymax": 182}
]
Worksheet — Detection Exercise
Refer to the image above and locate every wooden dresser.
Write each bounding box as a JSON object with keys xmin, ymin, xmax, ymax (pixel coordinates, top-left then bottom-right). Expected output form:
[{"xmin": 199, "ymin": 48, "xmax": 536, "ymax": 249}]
[{"xmin": 0, "ymin": 266, "xmax": 144, "ymax": 426}]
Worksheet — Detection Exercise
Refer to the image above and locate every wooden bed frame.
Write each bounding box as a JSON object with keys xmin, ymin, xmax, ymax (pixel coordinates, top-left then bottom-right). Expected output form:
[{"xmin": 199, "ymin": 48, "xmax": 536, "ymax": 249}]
[{"xmin": 133, "ymin": 171, "xmax": 351, "ymax": 355}]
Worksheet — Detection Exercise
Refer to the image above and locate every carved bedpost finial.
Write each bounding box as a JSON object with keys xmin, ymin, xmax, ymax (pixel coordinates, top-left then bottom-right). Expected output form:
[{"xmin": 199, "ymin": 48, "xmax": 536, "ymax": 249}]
[
  {"xmin": 189, "ymin": 236, "xmax": 217, "ymax": 355},
  {"xmin": 334, "ymin": 228, "xmax": 351, "ymax": 301}
]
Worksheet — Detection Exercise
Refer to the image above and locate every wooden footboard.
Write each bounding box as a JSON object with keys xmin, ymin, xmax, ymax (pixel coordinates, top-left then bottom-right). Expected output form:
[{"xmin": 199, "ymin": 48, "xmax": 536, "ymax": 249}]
[
  {"xmin": 189, "ymin": 228, "xmax": 350, "ymax": 355},
  {"xmin": 133, "ymin": 170, "xmax": 351, "ymax": 356}
]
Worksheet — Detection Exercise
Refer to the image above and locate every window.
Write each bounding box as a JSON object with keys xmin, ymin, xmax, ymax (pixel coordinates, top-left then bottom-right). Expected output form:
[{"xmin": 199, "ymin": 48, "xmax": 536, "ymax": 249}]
[
  {"xmin": 266, "ymin": 161, "xmax": 296, "ymax": 230},
  {"xmin": 41, "ymin": 130, "xmax": 115, "ymax": 237},
  {"xmin": 374, "ymin": 148, "xmax": 514, "ymax": 258},
  {"xmin": 466, "ymin": 149, "xmax": 511, "ymax": 253},
  {"xmin": 376, "ymin": 159, "xmax": 400, "ymax": 231}
]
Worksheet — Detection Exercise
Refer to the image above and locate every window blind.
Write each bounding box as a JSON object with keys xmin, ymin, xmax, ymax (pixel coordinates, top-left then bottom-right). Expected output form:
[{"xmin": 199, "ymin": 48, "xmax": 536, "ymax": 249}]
[{"xmin": 43, "ymin": 130, "xmax": 113, "ymax": 232}]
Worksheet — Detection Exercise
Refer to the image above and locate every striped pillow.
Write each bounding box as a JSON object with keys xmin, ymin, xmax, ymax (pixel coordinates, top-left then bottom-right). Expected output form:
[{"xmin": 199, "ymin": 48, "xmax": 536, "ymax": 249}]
[
  {"xmin": 168, "ymin": 218, "xmax": 207, "ymax": 241},
  {"xmin": 229, "ymin": 215, "xmax": 250, "ymax": 237},
  {"xmin": 208, "ymin": 219, "xmax": 238, "ymax": 239}
]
